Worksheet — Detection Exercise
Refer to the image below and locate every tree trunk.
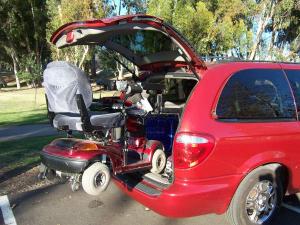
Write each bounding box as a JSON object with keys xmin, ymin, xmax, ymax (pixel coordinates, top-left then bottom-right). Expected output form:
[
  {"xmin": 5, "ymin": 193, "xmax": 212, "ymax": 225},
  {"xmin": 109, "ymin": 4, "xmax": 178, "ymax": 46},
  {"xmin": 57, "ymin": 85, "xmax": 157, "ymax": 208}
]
[
  {"xmin": 118, "ymin": 0, "xmax": 121, "ymax": 15},
  {"xmin": 117, "ymin": 62, "xmax": 124, "ymax": 80},
  {"xmin": 74, "ymin": 46, "xmax": 79, "ymax": 66},
  {"xmin": 58, "ymin": 4, "xmax": 63, "ymax": 22},
  {"xmin": 79, "ymin": 46, "xmax": 89, "ymax": 69},
  {"xmin": 267, "ymin": 22, "xmax": 277, "ymax": 60},
  {"xmin": 12, "ymin": 56, "xmax": 20, "ymax": 89},
  {"xmin": 91, "ymin": 51, "xmax": 96, "ymax": 77},
  {"xmin": 5, "ymin": 44, "xmax": 21, "ymax": 89},
  {"xmin": 30, "ymin": 0, "xmax": 41, "ymax": 66},
  {"xmin": 249, "ymin": 1, "xmax": 275, "ymax": 60},
  {"xmin": 33, "ymin": 81, "xmax": 37, "ymax": 107}
]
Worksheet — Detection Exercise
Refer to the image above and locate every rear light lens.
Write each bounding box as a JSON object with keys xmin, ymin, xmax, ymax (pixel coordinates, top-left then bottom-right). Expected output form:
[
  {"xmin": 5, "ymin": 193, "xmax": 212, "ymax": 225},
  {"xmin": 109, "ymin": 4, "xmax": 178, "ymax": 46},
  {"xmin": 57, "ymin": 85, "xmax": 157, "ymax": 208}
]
[
  {"xmin": 66, "ymin": 31, "xmax": 74, "ymax": 43},
  {"xmin": 173, "ymin": 132, "xmax": 215, "ymax": 169},
  {"xmin": 73, "ymin": 141, "xmax": 99, "ymax": 151}
]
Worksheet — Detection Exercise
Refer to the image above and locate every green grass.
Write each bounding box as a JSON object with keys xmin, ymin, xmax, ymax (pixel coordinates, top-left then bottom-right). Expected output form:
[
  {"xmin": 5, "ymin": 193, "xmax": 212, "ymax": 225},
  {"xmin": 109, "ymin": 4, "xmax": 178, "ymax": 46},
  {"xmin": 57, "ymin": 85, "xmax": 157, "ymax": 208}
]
[
  {"xmin": 0, "ymin": 85, "xmax": 118, "ymax": 126},
  {"xmin": 0, "ymin": 135, "xmax": 63, "ymax": 172},
  {"xmin": 0, "ymin": 87, "xmax": 48, "ymax": 126}
]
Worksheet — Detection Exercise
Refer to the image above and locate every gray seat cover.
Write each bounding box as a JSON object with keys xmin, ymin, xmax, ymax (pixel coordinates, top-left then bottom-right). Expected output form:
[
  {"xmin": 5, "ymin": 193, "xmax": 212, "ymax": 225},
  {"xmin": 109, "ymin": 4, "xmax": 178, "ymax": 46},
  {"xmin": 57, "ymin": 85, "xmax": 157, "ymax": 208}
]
[
  {"xmin": 53, "ymin": 112, "xmax": 123, "ymax": 131},
  {"xmin": 53, "ymin": 113, "xmax": 82, "ymax": 131},
  {"xmin": 43, "ymin": 61, "xmax": 123, "ymax": 131},
  {"xmin": 43, "ymin": 61, "xmax": 92, "ymax": 114}
]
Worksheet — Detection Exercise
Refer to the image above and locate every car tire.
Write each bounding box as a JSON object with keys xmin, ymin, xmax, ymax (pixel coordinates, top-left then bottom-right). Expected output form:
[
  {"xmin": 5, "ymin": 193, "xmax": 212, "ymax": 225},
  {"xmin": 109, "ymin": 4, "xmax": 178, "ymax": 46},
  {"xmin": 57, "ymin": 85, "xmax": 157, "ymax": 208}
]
[
  {"xmin": 82, "ymin": 162, "xmax": 110, "ymax": 196},
  {"xmin": 226, "ymin": 164, "xmax": 284, "ymax": 225},
  {"xmin": 150, "ymin": 149, "xmax": 166, "ymax": 174}
]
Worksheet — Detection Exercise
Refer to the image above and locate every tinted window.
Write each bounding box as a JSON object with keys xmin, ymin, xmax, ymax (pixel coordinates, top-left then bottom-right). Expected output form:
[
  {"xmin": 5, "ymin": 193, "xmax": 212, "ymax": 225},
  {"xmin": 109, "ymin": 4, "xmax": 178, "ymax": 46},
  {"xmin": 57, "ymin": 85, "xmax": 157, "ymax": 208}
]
[
  {"xmin": 110, "ymin": 30, "xmax": 177, "ymax": 56},
  {"xmin": 216, "ymin": 69, "xmax": 296, "ymax": 120},
  {"xmin": 153, "ymin": 78, "xmax": 196, "ymax": 102},
  {"xmin": 147, "ymin": 78, "xmax": 197, "ymax": 104},
  {"xmin": 286, "ymin": 70, "xmax": 300, "ymax": 115}
]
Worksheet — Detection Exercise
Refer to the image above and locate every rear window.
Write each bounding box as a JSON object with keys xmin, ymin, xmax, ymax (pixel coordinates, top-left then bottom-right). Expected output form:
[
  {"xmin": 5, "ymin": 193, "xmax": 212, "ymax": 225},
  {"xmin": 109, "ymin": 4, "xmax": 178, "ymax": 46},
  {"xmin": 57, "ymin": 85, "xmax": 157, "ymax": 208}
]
[
  {"xmin": 216, "ymin": 69, "xmax": 296, "ymax": 121},
  {"xmin": 110, "ymin": 30, "xmax": 177, "ymax": 56},
  {"xmin": 286, "ymin": 70, "xmax": 300, "ymax": 115},
  {"xmin": 147, "ymin": 77, "xmax": 197, "ymax": 103},
  {"xmin": 163, "ymin": 78, "xmax": 197, "ymax": 102}
]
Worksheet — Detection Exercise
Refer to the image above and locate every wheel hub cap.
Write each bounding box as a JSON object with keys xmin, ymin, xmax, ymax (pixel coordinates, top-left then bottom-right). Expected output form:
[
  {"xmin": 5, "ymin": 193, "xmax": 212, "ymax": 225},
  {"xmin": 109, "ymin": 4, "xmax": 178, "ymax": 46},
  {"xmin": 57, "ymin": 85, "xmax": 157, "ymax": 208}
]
[
  {"xmin": 245, "ymin": 180, "xmax": 277, "ymax": 224},
  {"xmin": 94, "ymin": 172, "xmax": 106, "ymax": 187}
]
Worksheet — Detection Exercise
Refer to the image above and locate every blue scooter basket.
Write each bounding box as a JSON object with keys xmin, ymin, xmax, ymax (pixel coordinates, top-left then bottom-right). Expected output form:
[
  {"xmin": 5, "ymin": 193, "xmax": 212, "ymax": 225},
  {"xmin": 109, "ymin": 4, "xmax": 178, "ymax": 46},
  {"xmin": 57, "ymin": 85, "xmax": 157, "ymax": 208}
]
[{"xmin": 144, "ymin": 114, "xmax": 179, "ymax": 155}]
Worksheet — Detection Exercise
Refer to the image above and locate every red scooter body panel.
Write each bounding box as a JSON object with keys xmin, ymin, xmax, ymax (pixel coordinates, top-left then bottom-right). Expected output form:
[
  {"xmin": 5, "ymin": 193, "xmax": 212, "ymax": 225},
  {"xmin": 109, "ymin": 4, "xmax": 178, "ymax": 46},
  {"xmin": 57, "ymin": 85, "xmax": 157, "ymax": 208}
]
[{"xmin": 41, "ymin": 137, "xmax": 162, "ymax": 174}]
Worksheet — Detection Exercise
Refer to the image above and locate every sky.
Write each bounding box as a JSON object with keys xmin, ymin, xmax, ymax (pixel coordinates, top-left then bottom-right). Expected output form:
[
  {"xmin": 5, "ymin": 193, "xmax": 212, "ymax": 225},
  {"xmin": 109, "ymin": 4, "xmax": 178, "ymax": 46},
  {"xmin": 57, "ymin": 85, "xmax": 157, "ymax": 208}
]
[{"xmin": 113, "ymin": 0, "xmax": 127, "ymax": 15}]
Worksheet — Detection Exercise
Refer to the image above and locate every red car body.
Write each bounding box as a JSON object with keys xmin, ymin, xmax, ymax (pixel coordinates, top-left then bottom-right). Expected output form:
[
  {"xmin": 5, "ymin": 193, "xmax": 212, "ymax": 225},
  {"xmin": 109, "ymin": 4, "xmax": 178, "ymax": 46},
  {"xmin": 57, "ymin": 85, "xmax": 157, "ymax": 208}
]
[
  {"xmin": 50, "ymin": 14, "xmax": 300, "ymax": 219},
  {"xmin": 113, "ymin": 62, "xmax": 300, "ymax": 218}
]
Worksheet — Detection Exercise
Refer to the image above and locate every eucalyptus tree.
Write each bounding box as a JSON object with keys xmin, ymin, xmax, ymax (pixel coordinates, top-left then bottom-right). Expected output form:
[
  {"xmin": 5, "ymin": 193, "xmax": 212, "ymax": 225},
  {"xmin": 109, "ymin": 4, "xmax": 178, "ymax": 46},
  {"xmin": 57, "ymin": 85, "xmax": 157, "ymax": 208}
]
[
  {"xmin": 147, "ymin": 0, "xmax": 253, "ymax": 59},
  {"xmin": 46, "ymin": 0, "xmax": 112, "ymax": 69},
  {"xmin": 0, "ymin": 0, "xmax": 48, "ymax": 88}
]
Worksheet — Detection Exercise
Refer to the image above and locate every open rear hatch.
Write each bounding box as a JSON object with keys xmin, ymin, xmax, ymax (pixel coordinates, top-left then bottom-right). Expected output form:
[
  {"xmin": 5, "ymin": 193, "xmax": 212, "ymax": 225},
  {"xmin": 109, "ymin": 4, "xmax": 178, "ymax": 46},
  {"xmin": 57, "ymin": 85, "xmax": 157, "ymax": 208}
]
[
  {"xmin": 50, "ymin": 14, "xmax": 206, "ymax": 73},
  {"xmin": 50, "ymin": 14, "xmax": 205, "ymax": 190}
]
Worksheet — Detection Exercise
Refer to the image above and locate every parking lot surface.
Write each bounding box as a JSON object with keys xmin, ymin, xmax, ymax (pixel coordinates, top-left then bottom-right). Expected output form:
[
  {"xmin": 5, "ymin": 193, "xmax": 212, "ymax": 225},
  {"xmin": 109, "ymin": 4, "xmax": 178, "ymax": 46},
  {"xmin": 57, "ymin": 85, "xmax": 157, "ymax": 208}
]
[{"xmin": 1, "ymin": 181, "xmax": 300, "ymax": 225}]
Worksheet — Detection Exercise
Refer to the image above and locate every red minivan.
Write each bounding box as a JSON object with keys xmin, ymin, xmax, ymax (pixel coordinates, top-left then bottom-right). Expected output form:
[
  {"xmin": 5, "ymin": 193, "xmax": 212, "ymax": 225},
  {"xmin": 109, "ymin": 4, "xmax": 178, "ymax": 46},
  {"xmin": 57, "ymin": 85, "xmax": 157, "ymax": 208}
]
[{"xmin": 51, "ymin": 14, "xmax": 300, "ymax": 225}]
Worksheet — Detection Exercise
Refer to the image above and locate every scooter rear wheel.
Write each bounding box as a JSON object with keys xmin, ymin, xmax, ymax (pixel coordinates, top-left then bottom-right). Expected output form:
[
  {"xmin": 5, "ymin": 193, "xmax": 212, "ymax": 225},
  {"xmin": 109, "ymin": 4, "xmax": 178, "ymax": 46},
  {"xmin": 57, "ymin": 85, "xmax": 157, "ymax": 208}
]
[
  {"xmin": 82, "ymin": 162, "xmax": 110, "ymax": 196},
  {"xmin": 150, "ymin": 149, "xmax": 166, "ymax": 174}
]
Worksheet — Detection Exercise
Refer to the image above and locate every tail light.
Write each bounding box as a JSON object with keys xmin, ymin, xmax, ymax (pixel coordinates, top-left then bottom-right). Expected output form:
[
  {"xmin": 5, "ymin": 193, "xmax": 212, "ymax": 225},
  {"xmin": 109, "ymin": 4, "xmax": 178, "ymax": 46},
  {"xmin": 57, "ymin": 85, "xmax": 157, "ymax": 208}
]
[
  {"xmin": 173, "ymin": 132, "xmax": 215, "ymax": 169},
  {"xmin": 73, "ymin": 141, "xmax": 99, "ymax": 151}
]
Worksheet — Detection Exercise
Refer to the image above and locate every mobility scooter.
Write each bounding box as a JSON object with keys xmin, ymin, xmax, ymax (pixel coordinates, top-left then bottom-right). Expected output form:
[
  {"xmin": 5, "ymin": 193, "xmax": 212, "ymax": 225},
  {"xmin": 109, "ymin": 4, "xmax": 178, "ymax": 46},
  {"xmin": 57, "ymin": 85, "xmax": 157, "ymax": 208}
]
[{"xmin": 39, "ymin": 61, "xmax": 175, "ymax": 195}]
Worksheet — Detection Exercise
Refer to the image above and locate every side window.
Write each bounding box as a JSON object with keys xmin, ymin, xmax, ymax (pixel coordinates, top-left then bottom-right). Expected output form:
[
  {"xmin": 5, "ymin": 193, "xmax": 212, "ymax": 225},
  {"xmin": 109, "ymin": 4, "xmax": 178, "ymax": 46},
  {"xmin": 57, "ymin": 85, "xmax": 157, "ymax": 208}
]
[
  {"xmin": 286, "ymin": 70, "xmax": 300, "ymax": 115},
  {"xmin": 216, "ymin": 69, "xmax": 296, "ymax": 121}
]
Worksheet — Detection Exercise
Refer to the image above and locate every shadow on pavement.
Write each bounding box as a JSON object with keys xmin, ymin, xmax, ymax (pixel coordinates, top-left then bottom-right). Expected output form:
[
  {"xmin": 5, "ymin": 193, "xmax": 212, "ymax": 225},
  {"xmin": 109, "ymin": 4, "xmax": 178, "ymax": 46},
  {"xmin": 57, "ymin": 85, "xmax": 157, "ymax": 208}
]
[
  {"xmin": 162, "ymin": 218, "xmax": 180, "ymax": 225},
  {"xmin": 0, "ymin": 87, "xmax": 31, "ymax": 93},
  {"xmin": 283, "ymin": 194, "xmax": 300, "ymax": 207},
  {"xmin": 6, "ymin": 171, "xmax": 300, "ymax": 225},
  {"xmin": 0, "ymin": 162, "xmax": 39, "ymax": 183},
  {"xmin": 0, "ymin": 112, "xmax": 48, "ymax": 127},
  {"xmin": 275, "ymin": 207, "xmax": 300, "ymax": 225},
  {"xmin": 10, "ymin": 181, "xmax": 63, "ymax": 208},
  {"xmin": 0, "ymin": 124, "xmax": 57, "ymax": 142}
]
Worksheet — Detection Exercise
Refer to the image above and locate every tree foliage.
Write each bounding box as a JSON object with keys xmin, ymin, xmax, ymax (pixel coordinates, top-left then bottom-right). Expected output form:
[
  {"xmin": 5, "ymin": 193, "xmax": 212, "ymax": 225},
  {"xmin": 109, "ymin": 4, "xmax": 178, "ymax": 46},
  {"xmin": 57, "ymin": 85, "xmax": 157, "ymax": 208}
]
[
  {"xmin": 0, "ymin": 0, "xmax": 48, "ymax": 88},
  {"xmin": 148, "ymin": 0, "xmax": 299, "ymax": 61},
  {"xmin": 46, "ymin": 0, "xmax": 112, "ymax": 68},
  {"xmin": 0, "ymin": 0, "xmax": 299, "ymax": 90}
]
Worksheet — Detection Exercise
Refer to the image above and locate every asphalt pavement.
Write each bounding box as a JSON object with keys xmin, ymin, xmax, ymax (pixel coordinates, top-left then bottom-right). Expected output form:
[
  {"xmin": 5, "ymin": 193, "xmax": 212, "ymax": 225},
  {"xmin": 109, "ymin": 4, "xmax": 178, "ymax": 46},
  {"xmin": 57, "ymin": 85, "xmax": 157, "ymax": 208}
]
[
  {"xmin": 2, "ymin": 181, "xmax": 300, "ymax": 225},
  {"xmin": 0, "ymin": 124, "xmax": 59, "ymax": 142},
  {"xmin": 1, "ymin": 125, "xmax": 300, "ymax": 225},
  {"xmin": 9, "ymin": 182, "xmax": 229, "ymax": 225}
]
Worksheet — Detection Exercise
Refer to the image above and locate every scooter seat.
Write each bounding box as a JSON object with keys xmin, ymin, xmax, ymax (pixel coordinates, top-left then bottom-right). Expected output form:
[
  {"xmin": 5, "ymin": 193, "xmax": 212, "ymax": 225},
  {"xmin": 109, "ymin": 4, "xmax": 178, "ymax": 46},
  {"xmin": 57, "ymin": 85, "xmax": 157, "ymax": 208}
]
[
  {"xmin": 53, "ymin": 113, "xmax": 82, "ymax": 131},
  {"xmin": 90, "ymin": 111, "xmax": 124, "ymax": 128},
  {"xmin": 53, "ymin": 111, "xmax": 124, "ymax": 131}
]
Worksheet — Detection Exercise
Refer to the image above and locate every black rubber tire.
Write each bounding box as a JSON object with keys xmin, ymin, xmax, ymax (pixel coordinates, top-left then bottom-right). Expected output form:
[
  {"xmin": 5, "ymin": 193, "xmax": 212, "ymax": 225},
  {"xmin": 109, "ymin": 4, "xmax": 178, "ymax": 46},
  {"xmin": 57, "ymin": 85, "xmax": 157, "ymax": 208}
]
[
  {"xmin": 226, "ymin": 164, "xmax": 284, "ymax": 225},
  {"xmin": 82, "ymin": 162, "xmax": 110, "ymax": 196},
  {"xmin": 150, "ymin": 149, "xmax": 166, "ymax": 174}
]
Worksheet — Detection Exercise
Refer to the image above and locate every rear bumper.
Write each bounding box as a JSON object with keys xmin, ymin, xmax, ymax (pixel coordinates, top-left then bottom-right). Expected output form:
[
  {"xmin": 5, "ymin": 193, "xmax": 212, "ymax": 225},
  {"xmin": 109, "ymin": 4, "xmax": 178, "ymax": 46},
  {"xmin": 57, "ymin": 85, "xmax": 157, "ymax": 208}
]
[
  {"xmin": 40, "ymin": 152, "xmax": 88, "ymax": 173},
  {"xmin": 112, "ymin": 174, "xmax": 242, "ymax": 218}
]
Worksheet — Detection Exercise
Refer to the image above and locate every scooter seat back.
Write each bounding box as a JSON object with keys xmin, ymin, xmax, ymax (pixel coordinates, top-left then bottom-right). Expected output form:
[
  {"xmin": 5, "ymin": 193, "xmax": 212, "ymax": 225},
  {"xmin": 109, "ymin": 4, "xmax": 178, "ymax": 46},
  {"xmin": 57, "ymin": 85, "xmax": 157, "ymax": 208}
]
[{"xmin": 43, "ymin": 61, "xmax": 92, "ymax": 114}]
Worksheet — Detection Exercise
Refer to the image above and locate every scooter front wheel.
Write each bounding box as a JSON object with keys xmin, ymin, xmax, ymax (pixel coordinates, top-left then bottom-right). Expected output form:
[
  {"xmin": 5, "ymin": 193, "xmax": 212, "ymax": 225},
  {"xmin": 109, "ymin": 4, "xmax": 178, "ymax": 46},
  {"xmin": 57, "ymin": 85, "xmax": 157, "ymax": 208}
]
[{"xmin": 82, "ymin": 162, "xmax": 110, "ymax": 196}]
